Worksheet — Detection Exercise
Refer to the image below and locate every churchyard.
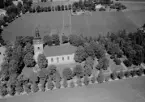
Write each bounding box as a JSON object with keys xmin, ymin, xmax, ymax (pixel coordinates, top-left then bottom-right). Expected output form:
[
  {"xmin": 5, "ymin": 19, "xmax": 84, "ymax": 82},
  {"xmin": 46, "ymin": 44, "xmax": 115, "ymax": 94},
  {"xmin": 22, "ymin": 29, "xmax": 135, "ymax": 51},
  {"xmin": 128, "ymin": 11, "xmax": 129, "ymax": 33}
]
[{"xmin": 0, "ymin": 0, "xmax": 145, "ymax": 102}]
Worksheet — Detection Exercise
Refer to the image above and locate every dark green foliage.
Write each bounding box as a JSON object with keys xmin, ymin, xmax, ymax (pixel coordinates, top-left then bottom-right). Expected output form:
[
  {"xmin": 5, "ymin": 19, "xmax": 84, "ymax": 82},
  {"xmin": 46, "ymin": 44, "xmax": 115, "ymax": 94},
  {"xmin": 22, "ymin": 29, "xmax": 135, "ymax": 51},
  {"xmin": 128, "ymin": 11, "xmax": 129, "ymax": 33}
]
[
  {"xmin": 41, "ymin": 84, "xmax": 45, "ymax": 92},
  {"xmin": 136, "ymin": 69, "xmax": 143, "ymax": 76},
  {"xmin": 117, "ymin": 71, "xmax": 124, "ymax": 79},
  {"xmin": 37, "ymin": 54, "xmax": 48, "ymax": 69},
  {"xmin": 114, "ymin": 58, "xmax": 121, "ymax": 65},
  {"xmin": 0, "ymin": 84, "xmax": 8, "ymax": 97},
  {"xmin": 43, "ymin": 35, "xmax": 53, "ymax": 46},
  {"xmin": 96, "ymin": 57, "xmax": 109, "ymax": 70},
  {"xmin": 52, "ymin": 34, "xmax": 60, "ymax": 45},
  {"xmin": 69, "ymin": 34, "xmax": 84, "ymax": 47},
  {"xmin": 24, "ymin": 84, "xmax": 31, "ymax": 94},
  {"xmin": 55, "ymin": 81, "xmax": 61, "ymax": 89},
  {"xmin": 143, "ymin": 69, "xmax": 145, "ymax": 75},
  {"xmin": 123, "ymin": 60, "xmax": 132, "ymax": 67},
  {"xmin": 8, "ymin": 88, "xmax": 16, "ymax": 96},
  {"xmin": 91, "ymin": 76, "xmax": 96, "ymax": 83},
  {"xmin": 110, "ymin": 71, "xmax": 117, "ymax": 80},
  {"xmin": 32, "ymin": 83, "xmax": 39, "ymax": 93},
  {"xmin": 124, "ymin": 71, "xmax": 130, "ymax": 78},
  {"xmin": 62, "ymin": 34, "xmax": 69, "ymax": 44},
  {"xmin": 130, "ymin": 70, "xmax": 136, "ymax": 77},
  {"xmin": 84, "ymin": 64, "xmax": 92, "ymax": 77},
  {"xmin": 24, "ymin": 52, "xmax": 36, "ymax": 67},
  {"xmin": 74, "ymin": 46, "xmax": 88, "ymax": 63},
  {"xmin": 15, "ymin": 81, "xmax": 24, "ymax": 94},
  {"xmin": 70, "ymin": 81, "xmax": 75, "ymax": 88},
  {"xmin": 63, "ymin": 79, "xmax": 68, "ymax": 88},
  {"xmin": 105, "ymin": 75, "xmax": 110, "ymax": 82},
  {"xmin": 47, "ymin": 65, "xmax": 57, "ymax": 81},
  {"xmin": 97, "ymin": 70, "xmax": 104, "ymax": 83},
  {"xmin": 62, "ymin": 68, "xmax": 73, "ymax": 80},
  {"xmin": 73, "ymin": 65, "xmax": 84, "ymax": 78},
  {"xmin": 83, "ymin": 76, "xmax": 89, "ymax": 86},
  {"xmin": 53, "ymin": 71, "xmax": 61, "ymax": 83},
  {"xmin": 47, "ymin": 79, "xmax": 54, "ymax": 90}
]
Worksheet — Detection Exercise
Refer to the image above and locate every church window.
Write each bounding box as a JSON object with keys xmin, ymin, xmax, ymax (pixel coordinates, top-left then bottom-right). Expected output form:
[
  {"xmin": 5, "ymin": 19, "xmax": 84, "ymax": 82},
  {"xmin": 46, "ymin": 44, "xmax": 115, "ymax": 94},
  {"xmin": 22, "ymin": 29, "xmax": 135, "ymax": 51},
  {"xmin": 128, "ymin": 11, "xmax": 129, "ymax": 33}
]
[
  {"xmin": 62, "ymin": 57, "xmax": 64, "ymax": 60},
  {"xmin": 38, "ymin": 47, "xmax": 40, "ymax": 50},
  {"xmin": 0, "ymin": 52, "xmax": 1, "ymax": 55}
]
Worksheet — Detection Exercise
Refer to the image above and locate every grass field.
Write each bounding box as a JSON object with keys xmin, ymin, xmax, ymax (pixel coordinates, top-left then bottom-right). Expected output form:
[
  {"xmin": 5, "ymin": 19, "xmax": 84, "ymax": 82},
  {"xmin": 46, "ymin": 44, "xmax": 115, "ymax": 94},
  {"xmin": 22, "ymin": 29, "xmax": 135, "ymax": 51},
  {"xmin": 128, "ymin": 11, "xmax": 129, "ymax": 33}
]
[
  {"xmin": 1, "ymin": 76, "xmax": 145, "ymax": 102},
  {"xmin": 2, "ymin": 8, "xmax": 145, "ymax": 41}
]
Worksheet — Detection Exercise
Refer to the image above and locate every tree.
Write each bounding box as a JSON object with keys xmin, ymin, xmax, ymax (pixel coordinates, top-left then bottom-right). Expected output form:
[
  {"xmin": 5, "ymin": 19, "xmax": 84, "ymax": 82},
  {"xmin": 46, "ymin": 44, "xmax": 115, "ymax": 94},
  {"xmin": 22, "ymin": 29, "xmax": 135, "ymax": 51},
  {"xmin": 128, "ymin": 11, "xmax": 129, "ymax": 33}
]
[
  {"xmin": 114, "ymin": 58, "xmax": 121, "ymax": 65},
  {"xmin": 84, "ymin": 58, "xmax": 93, "ymax": 76},
  {"xmin": 0, "ymin": 83, "xmax": 8, "ymax": 97},
  {"xmin": 63, "ymin": 79, "xmax": 68, "ymax": 88},
  {"xmin": 38, "ymin": 70, "xmax": 47, "ymax": 81},
  {"xmin": 89, "ymin": 41, "xmax": 105, "ymax": 59},
  {"xmin": 32, "ymin": 83, "xmax": 39, "ymax": 93},
  {"xmin": 69, "ymin": 34, "xmax": 84, "ymax": 47},
  {"xmin": 76, "ymin": 78, "xmax": 82, "ymax": 86},
  {"xmin": 53, "ymin": 71, "xmax": 61, "ymax": 82},
  {"xmin": 96, "ymin": 57, "xmax": 109, "ymax": 70},
  {"xmin": 83, "ymin": 76, "xmax": 89, "ymax": 86},
  {"xmin": 124, "ymin": 71, "xmax": 130, "ymax": 78},
  {"xmin": 24, "ymin": 84, "xmax": 31, "ymax": 94},
  {"xmin": 84, "ymin": 44, "xmax": 95, "ymax": 58},
  {"xmin": 70, "ymin": 81, "xmax": 75, "ymax": 88},
  {"xmin": 9, "ymin": 59, "xmax": 19, "ymax": 74},
  {"xmin": 110, "ymin": 71, "xmax": 117, "ymax": 80},
  {"xmin": 74, "ymin": 46, "xmax": 88, "ymax": 63},
  {"xmin": 55, "ymin": 81, "xmax": 61, "ymax": 89},
  {"xmin": 15, "ymin": 80, "xmax": 24, "ymax": 94},
  {"xmin": 123, "ymin": 59, "xmax": 132, "ymax": 67},
  {"xmin": 36, "ymin": 5, "xmax": 41, "ymax": 12},
  {"xmin": 24, "ymin": 43, "xmax": 34, "ymax": 54},
  {"xmin": 117, "ymin": 71, "xmax": 124, "ymax": 79},
  {"xmin": 24, "ymin": 52, "xmax": 36, "ymax": 67},
  {"xmin": 97, "ymin": 70, "xmax": 104, "ymax": 83},
  {"xmin": 47, "ymin": 79, "xmax": 54, "ymax": 90},
  {"xmin": 43, "ymin": 35, "xmax": 53, "ymax": 46},
  {"xmin": 73, "ymin": 65, "xmax": 84, "ymax": 78},
  {"xmin": 52, "ymin": 34, "xmax": 60, "ymax": 45},
  {"xmin": 37, "ymin": 54, "xmax": 48, "ymax": 69},
  {"xmin": 17, "ymin": 2, "xmax": 23, "ymax": 14},
  {"xmin": 62, "ymin": 68, "xmax": 73, "ymax": 80},
  {"xmin": 47, "ymin": 65, "xmax": 57, "ymax": 81},
  {"xmin": 62, "ymin": 34, "xmax": 69, "ymax": 44}
]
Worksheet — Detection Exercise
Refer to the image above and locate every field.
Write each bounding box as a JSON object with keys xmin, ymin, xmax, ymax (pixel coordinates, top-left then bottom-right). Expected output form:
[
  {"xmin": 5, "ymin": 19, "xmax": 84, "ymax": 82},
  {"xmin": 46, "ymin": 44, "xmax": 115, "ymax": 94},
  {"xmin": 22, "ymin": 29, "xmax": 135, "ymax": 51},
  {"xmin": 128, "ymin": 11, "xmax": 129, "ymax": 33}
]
[
  {"xmin": 2, "ymin": 8, "xmax": 145, "ymax": 41},
  {"xmin": 1, "ymin": 76, "xmax": 145, "ymax": 102}
]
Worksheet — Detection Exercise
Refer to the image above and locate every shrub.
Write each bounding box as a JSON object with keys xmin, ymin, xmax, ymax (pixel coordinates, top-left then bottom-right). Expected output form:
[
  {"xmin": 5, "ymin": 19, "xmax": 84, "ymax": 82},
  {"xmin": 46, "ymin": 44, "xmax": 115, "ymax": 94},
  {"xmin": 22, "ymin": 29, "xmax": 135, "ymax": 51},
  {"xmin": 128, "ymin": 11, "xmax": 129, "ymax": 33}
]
[
  {"xmin": 97, "ymin": 71, "xmax": 104, "ymax": 83},
  {"xmin": 143, "ymin": 69, "xmax": 145, "ymax": 75},
  {"xmin": 0, "ymin": 87, "xmax": 8, "ymax": 97},
  {"xmin": 63, "ymin": 68, "xmax": 73, "ymax": 80},
  {"xmin": 24, "ymin": 84, "xmax": 31, "ymax": 94},
  {"xmin": 55, "ymin": 81, "xmax": 61, "ymax": 89},
  {"xmin": 110, "ymin": 71, "xmax": 117, "ymax": 80},
  {"xmin": 73, "ymin": 65, "xmax": 84, "ymax": 78},
  {"xmin": 63, "ymin": 79, "xmax": 68, "ymax": 88},
  {"xmin": 136, "ymin": 69, "xmax": 143, "ymax": 76},
  {"xmin": 8, "ymin": 88, "xmax": 16, "ymax": 96},
  {"xmin": 47, "ymin": 80, "xmax": 54, "ymax": 90},
  {"xmin": 83, "ymin": 76, "xmax": 89, "ymax": 86},
  {"xmin": 117, "ymin": 71, "xmax": 124, "ymax": 79},
  {"xmin": 15, "ymin": 84, "xmax": 24, "ymax": 95},
  {"xmin": 123, "ymin": 60, "xmax": 132, "ymax": 67},
  {"xmin": 99, "ymin": 7, "xmax": 105, "ymax": 11},
  {"xmin": 53, "ymin": 71, "xmax": 61, "ymax": 83},
  {"xmin": 91, "ymin": 76, "xmax": 96, "ymax": 83},
  {"xmin": 130, "ymin": 70, "xmax": 136, "ymax": 77},
  {"xmin": 114, "ymin": 58, "xmax": 121, "ymax": 65},
  {"xmin": 40, "ymin": 84, "xmax": 45, "ymax": 92},
  {"xmin": 76, "ymin": 78, "xmax": 82, "ymax": 87},
  {"xmin": 32, "ymin": 83, "xmax": 39, "ymax": 93},
  {"xmin": 124, "ymin": 71, "xmax": 130, "ymax": 78},
  {"xmin": 70, "ymin": 81, "xmax": 75, "ymax": 88},
  {"xmin": 105, "ymin": 75, "xmax": 110, "ymax": 82}
]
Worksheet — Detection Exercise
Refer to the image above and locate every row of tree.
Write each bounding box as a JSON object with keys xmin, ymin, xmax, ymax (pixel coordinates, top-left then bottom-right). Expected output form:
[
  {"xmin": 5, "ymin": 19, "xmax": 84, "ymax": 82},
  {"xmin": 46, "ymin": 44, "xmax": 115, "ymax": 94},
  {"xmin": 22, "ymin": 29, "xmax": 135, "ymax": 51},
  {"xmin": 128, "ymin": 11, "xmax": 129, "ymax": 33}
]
[
  {"xmin": 29, "ymin": 4, "xmax": 72, "ymax": 13},
  {"xmin": 1, "ymin": 64, "xmax": 145, "ymax": 97}
]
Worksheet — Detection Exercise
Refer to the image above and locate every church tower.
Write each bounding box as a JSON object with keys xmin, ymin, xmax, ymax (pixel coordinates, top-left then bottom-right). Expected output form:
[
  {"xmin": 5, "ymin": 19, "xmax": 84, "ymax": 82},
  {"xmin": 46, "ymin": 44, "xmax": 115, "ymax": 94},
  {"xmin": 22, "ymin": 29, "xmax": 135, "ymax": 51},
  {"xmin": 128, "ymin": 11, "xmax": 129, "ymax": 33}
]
[{"xmin": 33, "ymin": 27, "xmax": 43, "ymax": 62}]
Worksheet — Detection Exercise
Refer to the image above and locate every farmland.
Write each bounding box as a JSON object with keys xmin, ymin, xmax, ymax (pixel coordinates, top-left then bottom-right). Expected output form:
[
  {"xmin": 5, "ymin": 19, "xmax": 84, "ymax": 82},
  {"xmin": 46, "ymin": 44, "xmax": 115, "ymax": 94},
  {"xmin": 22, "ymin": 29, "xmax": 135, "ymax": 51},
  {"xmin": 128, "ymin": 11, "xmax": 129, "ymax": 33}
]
[{"xmin": 2, "ymin": 8, "xmax": 145, "ymax": 41}]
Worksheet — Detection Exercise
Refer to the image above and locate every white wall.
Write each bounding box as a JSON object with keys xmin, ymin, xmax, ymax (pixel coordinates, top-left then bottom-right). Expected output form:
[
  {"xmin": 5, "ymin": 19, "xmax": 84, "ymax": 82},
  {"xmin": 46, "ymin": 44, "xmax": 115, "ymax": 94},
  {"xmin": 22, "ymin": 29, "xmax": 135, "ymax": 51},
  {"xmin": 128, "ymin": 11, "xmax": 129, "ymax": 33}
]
[{"xmin": 46, "ymin": 53, "xmax": 75, "ymax": 65}]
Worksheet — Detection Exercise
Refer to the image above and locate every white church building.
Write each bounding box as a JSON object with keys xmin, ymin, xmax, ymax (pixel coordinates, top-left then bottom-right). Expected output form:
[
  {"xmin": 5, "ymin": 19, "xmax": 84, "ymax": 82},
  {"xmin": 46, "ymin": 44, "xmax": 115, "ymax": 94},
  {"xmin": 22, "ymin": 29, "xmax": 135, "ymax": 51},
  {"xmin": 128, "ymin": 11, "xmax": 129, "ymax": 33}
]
[{"xmin": 33, "ymin": 28, "xmax": 76, "ymax": 65}]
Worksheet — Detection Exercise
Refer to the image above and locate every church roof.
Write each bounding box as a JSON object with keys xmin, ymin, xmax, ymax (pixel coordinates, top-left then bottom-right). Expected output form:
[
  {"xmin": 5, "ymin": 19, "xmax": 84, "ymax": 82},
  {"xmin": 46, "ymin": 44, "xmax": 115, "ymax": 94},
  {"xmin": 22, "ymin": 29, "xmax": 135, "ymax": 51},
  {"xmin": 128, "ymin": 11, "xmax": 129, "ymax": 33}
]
[{"xmin": 44, "ymin": 43, "xmax": 76, "ymax": 57}]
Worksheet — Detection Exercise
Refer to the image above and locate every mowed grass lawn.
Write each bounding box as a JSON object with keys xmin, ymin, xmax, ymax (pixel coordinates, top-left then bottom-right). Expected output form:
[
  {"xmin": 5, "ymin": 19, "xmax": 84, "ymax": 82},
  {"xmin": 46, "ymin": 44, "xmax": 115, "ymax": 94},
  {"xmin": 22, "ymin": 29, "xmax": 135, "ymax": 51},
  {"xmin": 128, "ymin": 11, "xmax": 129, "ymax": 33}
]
[
  {"xmin": 2, "ymin": 9, "xmax": 145, "ymax": 41},
  {"xmin": 1, "ymin": 76, "xmax": 145, "ymax": 102}
]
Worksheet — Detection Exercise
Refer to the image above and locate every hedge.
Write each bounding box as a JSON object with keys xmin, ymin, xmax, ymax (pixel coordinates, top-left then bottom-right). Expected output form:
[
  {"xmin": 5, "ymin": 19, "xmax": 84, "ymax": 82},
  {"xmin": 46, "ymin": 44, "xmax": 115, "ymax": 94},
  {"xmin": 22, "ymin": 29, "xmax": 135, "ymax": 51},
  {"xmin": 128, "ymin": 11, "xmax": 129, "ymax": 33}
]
[
  {"xmin": 117, "ymin": 71, "xmax": 124, "ymax": 79},
  {"xmin": 91, "ymin": 76, "xmax": 96, "ymax": 83},
  {"xmin": 32, "ymin": 83, "xmax": 39, "ymax": 93},
  {"xmin": 105, "ymin": 75, "xmax": 110, "ymax": 82},
  {"xmin": 76, "ymin": 78, "xmax": 82, "ymax": 87},
  {"xmin": 55, "ymin": 81, "xmax": 61, "ymax": 89},
  {"xmin": 130, "ymin": 70, "xmax": 136, "ymax": 77},
  {"xmin": 97, "ymin": 71, "xmax": 104, "ymax": 83},
  {"xmin": 124, "ymin": 71, "xmax": 130, "ymax": 78},
  {"xmin": 47, "ymin": 80, "xmax": 54, "ymax": 90},
  {"xmin": 24, "ymin": 84, "xmax": 31, "ymax": 94},
  {"xmin": 110, "ymin": 71, "xmax": 117, "ymax": 80}
]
